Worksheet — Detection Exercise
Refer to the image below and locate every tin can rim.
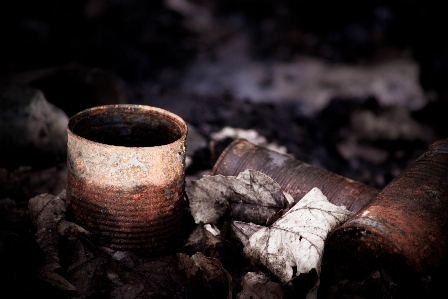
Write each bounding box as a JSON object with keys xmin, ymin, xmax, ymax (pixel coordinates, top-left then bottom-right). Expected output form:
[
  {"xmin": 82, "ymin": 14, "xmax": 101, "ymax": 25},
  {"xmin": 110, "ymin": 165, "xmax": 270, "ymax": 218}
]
[
  {"xmin": 211, "ymin": 138, "xmax": 248, "ymax": 175},
  {"xmin": 67, "ymin": 104, "xmax": 188, "ymax": 149}
]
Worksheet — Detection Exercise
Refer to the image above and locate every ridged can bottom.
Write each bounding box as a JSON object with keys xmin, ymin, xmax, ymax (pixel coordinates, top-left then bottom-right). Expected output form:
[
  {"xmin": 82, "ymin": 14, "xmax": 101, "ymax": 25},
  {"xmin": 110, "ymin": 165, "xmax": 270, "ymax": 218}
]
[{"xmin": 66, "ymin": 176, "xmax": 185, "ymax": 251}]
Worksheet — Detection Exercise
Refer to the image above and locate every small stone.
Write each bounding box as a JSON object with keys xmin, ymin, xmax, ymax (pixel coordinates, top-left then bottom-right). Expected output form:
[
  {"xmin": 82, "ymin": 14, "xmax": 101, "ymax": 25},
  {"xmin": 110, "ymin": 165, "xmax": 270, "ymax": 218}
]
[{"xmin": 0, "ymin": 84, "xmax": 68, "ymax": 169}]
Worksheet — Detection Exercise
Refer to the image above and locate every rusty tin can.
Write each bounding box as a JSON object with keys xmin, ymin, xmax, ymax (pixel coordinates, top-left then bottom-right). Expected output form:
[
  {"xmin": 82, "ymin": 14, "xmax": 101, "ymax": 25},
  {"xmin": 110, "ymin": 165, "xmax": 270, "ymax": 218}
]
[
  {"xmin": 321, "ymin": 138, "xmax": 448, "ymax": 298},
  {"xmin": 66, "ymin": 104, "xmax": 187, "ymax": 251},
  {"xmin": 211, "ymin": 139, "xmax": 379, "ymax": 212}
]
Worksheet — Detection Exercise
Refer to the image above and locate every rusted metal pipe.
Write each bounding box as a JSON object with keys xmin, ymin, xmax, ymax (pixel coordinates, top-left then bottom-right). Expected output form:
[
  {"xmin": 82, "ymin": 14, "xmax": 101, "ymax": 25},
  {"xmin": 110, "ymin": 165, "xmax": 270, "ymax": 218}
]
[
  {"xmin": 211, "ymin": 138, "xmax": 379, "ymax": 213},
  {"xmin": 66, "ymin": 104, "xmax": 187, "ymax": 251},
  {"xmin": 320, "ymin": 138, "xmax": 448, "ymax": 298}
]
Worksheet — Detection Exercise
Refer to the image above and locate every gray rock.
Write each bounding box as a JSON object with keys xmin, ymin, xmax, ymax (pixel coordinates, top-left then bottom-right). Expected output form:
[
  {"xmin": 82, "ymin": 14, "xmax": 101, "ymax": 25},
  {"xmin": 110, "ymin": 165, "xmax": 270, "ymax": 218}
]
[
  {"xmin": 2, "ymin": 63, "xmax": 127, "ymax": 117},
  {"xmin": 0, "ymin": 85, "xmax": 68, "ymax": 168}
]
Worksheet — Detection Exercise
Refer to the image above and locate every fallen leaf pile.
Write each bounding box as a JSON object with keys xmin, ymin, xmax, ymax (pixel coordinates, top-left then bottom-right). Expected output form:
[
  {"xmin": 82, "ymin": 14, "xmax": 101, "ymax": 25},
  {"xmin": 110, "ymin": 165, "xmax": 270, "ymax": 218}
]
[
  {"xmin": 186, "ymin": 169, "xmax": 354, "ymax": 298},
  {"xmin": 28, "ymin": 169, "xmax": 354, "ymax": 299},
  {"xmin": 28, "ymin": 192, "xmax": 232, "ymax": 299}
]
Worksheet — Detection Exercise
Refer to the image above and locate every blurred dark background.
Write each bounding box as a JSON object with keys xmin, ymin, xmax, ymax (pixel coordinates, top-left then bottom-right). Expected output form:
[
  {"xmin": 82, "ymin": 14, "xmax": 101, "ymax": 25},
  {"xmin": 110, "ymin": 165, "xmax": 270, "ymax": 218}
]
[{"xmin": 1, "ymin": 1, "xmax": 447, "ymax": 88}]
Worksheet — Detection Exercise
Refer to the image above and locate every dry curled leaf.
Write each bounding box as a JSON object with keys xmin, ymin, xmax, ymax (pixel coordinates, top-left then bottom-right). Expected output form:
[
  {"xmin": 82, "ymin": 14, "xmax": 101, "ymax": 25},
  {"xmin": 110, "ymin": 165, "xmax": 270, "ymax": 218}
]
[
  {"xmin": 177, "ymin": 252, "xmax": 233, "ymax": 299},
  {"xmin": 231, "ymin": 221, "xmax": 264, "ymax": 247},
  {"xmin": 242, "ymin": 187, "xmax": 354, "ymax": 284},
  {"xmin": 183, "ymin": 223, "xmax": 223, "ymax": 258},
  {"xmin": 65, "ymin": 238, "xmax": 105, "ymax": 295},
  {"xmin": 28, "ymin": 192, "xmax": 77, "ymax": 291},
  {"xmin": 191, "ymin": 252, "xmax": 233, "ymax": 299},
  {"xmin": 186, "ymin": 169, "xmax": 294, "ymax": 225}
]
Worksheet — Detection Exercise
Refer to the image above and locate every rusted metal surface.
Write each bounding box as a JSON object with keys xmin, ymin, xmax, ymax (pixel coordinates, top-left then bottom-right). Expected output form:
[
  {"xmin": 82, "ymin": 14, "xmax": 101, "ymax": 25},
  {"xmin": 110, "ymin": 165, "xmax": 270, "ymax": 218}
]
[
  {"xmin": 66, "ymin": 104, "xmax": 187, "ymax": 251},
  {"xmin": 321, "ymin": 138, "xmax": 448, "ymax": 298},
  {"xmin": 211, "ymin": 138, "xmax": 379, "ymax": 213}
]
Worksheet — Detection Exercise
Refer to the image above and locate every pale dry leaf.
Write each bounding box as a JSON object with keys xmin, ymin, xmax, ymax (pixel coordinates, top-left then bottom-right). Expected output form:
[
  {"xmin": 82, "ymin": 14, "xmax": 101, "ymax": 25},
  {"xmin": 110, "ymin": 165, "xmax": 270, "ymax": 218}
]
[
  {"xmin": 243, "ymin": 187, "xmax": 354, "ymax": 284},
  {"xmin": 231, "ymin": 221, "xmax": 264, "ymax": 247},
  {"xmin": 186, "ymin": 175, "xmax": 231, "ymax": 224},
  {"xmin": 237, "ymin": 271, "xmax": 284, "ymax": 299},
  {"xmin": 186, "ymin": 169, "xmax": 293, "ymax": 225}
]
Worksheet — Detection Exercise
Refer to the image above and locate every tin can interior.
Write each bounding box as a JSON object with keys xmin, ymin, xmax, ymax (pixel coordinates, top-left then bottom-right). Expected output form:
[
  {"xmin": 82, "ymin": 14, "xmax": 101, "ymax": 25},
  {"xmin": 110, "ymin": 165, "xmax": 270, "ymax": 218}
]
[{"xmin": 69, "ymin": 106, "xmax": 184, "ymax": 147}]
